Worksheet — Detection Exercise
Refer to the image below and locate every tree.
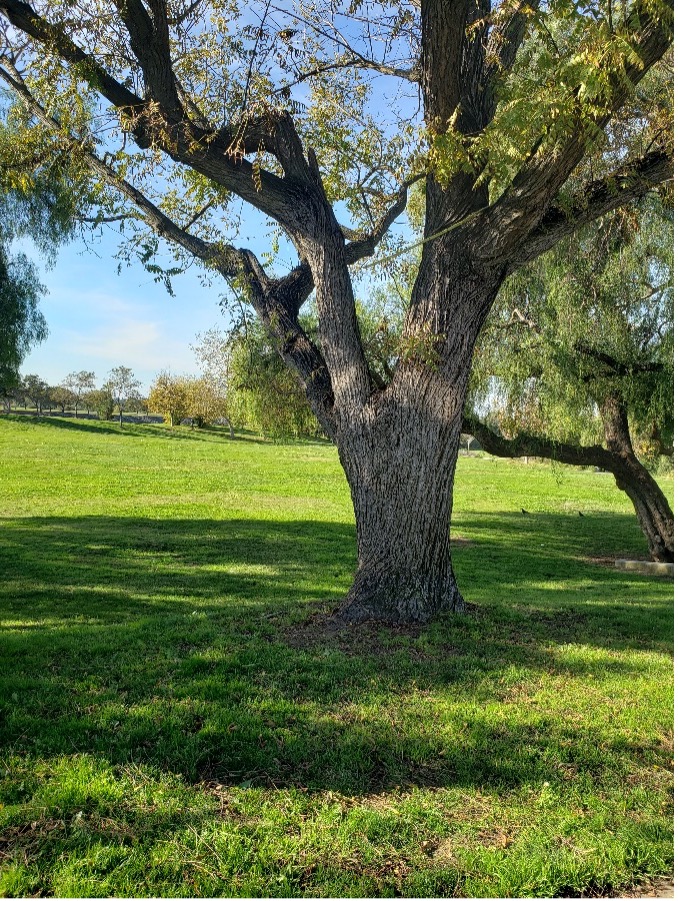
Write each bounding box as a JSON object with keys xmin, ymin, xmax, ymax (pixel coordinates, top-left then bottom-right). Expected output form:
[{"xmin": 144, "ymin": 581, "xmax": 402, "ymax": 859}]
[
  {"xmin": 0, "ymin": 0, "xmax": 671, "ymax": 621},
  {"xmin": 85, "ymin": 386, "xmax": 114, "ymax": 421},
  {"xmin": 217, "ymin": 298, "xmax": 401, "ymax": 439},
  {"xmin": 63, "ymin": 370, "xmax": 95, "ymax": 418},
  {"xmin": 0, "ymin": 100, "xmax": 91, "ymax": 388},
  {"xmin": 0, "ymin": 248, "xmax": 47, "ymax": 389},
  {"xmin": 465, "ymin": 196, "xmax": 673, "ymax": 561},
  {"xmin": 191, "ymin": 328, "xmax": 236, "ymax": 437},
  {"xmin": 49, "ymin": 383, "xmax": 74, "ymax": 414},
  {"xmin": 21, "ymin": 373, "xmax": 49, "ymax": 414},
  {"xmin": 105, "ymin": 366, "xmax": 141, "ymax": 426},
  {"xmin": 226, "ymin": 319, "xmax": 322, "ymax": 439},
  {"xmin": 149, "ymin": 370, "xmax": 229, "ymax": 427},
  {"xmin": 184, "ymin": 376, "xmax": 229, "ymax": 429},
  {"xmin": 148, "ymin": 370, "xmax": 189, "ymax": 426}
]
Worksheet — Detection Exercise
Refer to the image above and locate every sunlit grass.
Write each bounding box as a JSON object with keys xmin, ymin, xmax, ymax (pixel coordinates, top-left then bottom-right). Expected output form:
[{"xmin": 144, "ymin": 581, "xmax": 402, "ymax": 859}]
[{"xmin": 0, "ymin": 414, "xmax": 673, "ymax": 897}]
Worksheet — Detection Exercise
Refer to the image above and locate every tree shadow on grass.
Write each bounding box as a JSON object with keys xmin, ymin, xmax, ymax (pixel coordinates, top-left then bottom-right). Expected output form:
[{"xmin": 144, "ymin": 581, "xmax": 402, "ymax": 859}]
[
  {"xmin": 3, "ymin": 414, "xmax": 164, "ymax": 439},
  {"xmin": 0, "ymin": 513, "xmax": 672, "ymax": 797},
  {"xmin": 1, "ymin": 413, "xmax": 329, "ymax": 445}
]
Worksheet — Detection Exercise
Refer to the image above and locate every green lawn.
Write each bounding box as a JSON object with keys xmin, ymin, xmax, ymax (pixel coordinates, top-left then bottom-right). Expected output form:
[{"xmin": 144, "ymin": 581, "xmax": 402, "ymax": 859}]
[{"xmin": 0, "ymin": 415, "xmax": 673, "ymax": 897}]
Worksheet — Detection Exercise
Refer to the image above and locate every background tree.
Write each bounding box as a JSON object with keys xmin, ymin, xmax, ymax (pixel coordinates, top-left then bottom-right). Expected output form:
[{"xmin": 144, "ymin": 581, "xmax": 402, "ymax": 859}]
[
  {"xmin": 184, "ymin": 376, "xmax": 228, "ymax": 429},
  {"xmin": 0, "ymin": 95, "xmax": 95, "ymax": 388},
  {"xmin": 191, "ymin": 328, "xmax": 236, "ymax": 437},
  {"xmin": 48, "ymin": 383, "xmax": 74, "ymax": 414},
  {"xmin": 0, "ymin": 248, "xmax": 47, "ymax": 390},
  {"xmin": 85, "ymin": 386, "xmax": 114, "ymax": 421},
  {"xmin": 464, "ymin": 195, "xmax": 673, "ymax": 561},
  {"xmin": 21, "ymin": 373, "xmax": 49, "ymax": 414},
  {"xmin": 218, "ymin": 297, "xmax": 403, "ymax": 439},
  {"xmin": 62, "ymin": 370, "xmax": 95, "ymax": 418},
  {"xmin": 0, "ymin": 379, "xmax": 22, "ymax": 411},
  {"xmin": 227, "ymin": 319, "xmax": 321, "ymax": 440},
  {"xmin": 148, "ymin": 370, "xmax": 189, "ymax": 426},
  {"xmin": 0, "ymin": 0, "xmax": 671, "ymax": 621},
  {"xmin": 105, "ymin": 366, "xmax": 141, "ymax": 427}
]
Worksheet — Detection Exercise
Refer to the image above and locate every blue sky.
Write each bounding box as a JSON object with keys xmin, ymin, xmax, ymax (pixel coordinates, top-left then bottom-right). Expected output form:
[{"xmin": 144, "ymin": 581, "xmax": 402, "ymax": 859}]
[{"xmin": 21, "ymin": 228, "xmax": 241, "ymax": 394}]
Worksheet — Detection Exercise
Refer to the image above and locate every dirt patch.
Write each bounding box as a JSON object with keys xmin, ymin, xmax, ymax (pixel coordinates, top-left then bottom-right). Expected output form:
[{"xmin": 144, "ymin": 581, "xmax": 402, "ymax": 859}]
[
  {"xmin": 281, "ymin": 602, "xmax": 426, "ymax": 656},
  {"xmin": 619, "ymin": 877, "xmax": 674, "ymax": 898},
  {"xmin": 451, "ymin": 536, "xmax": 474, "ymax": 547}
]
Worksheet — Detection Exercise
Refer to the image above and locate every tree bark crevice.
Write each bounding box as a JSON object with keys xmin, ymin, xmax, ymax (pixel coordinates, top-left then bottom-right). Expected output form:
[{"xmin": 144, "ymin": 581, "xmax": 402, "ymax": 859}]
[{"xmin": 337, "ymin": 393, "xmax": 467, "ymax": 623}]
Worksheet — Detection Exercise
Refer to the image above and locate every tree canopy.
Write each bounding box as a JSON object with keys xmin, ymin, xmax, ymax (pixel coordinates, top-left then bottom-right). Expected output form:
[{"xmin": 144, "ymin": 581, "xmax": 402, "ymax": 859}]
[{"xmin": 0, "ymin": 105, "xmax": 85, "ymax": 387}]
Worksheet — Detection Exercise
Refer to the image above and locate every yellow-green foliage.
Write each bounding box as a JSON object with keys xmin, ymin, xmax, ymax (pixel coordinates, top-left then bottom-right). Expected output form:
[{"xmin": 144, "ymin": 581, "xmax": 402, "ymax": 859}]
[{"xmin": 148, "ymin": 371, "xmax": 190, "ymax": 426}]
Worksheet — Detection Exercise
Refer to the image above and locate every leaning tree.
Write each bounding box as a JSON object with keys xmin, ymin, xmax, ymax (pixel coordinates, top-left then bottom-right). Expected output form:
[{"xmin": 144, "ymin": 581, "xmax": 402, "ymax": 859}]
[
  {"xmin": 465, "ymin": 194, "xmax": 673, "ymax": 562},
  {"xmin": 0, "ymin": 0, "xmax": 672, "ymax": 621}
]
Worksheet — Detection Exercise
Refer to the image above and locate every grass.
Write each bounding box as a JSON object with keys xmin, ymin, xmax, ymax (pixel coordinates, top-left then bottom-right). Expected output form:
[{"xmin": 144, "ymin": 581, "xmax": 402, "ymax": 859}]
[{"xmin": 0, "ymin": 414, "xmax": 673, "ymax": 898}]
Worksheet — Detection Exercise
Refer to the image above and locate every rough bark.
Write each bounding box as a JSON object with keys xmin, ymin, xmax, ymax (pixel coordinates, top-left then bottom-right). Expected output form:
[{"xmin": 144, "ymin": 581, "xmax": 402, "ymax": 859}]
[
  {"xmin": 336, "ymin": 248, "xmax": 500, "ymax": 623},
  {"xmin": 600, "ymin": 396, "xmax": 674, "ymax": 563},
  {"xmin": 337, "ymin": 376, "xmax": 467, "ymax": 623},
  {"xmin": 464, "ymin": 405, "xmax": 674, "ymax": 563}
]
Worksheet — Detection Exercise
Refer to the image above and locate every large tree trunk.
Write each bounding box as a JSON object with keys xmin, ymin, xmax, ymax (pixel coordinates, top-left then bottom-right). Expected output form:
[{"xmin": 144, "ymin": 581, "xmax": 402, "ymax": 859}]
[
  {"xmin": 602, "ymin": 396, "xmax": 674, "ymax": 563},
  {"xmin": 336, "ymin": 388, "xmax": 467, "ymax": 623},
  {"xmin": 333, "ymin": 240, "xmax": 497, "ymax": 623}
]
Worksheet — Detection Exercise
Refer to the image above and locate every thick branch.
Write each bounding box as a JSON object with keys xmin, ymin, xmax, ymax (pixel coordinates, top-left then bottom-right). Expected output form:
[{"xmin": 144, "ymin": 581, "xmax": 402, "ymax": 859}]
[
  {"xmin": 508, "ymin": 149, "xmax": 674, "ymax": 273},
  {"xmin": 461, "ymin": 0, "xmax": 541, "ymax": 135},
  {"xmin": 344, "ymin": 175, "xmax": 423, "ymax": 264},
  {"xmin": 237, "ymin": 252, "xmax": 336, "ymax": 437},
  {"xmin": 574, "ymin": 341, "xmax": 667, "ymax": 378},
  {"xmin": 421, "ymin": 0, "xmax": 469, "ymax": 128},
  {"xmin": 463, "ymin": 412, "xmax": 614, "ymax": 469},
  {"xmin": 471, "ymin": 3, "xmax": 673, "ymax": 265},
  {"xmin": 0, "ymin": 0, "xmax": 144, "ymax": 111},
  {"xmin": 0, "ymin": 63, "xmax": 230, "ymax": 266},
  {"xmin": 0, "ymin": 63, "xmax": 337, "ymax": 436},
  {"xmin": 112, "ymin": 0, "xmax": 183, "ymax": 117},
  {"xmin": 243, "ymin": 174, "xmax": 422, "ymax": 323},
  {"xmin": 0, "ymin": 0, "xmax": 315, "ymax": 233},
  {"xmin": 488, "ymin": 0, "xmax": 541, "ymax": 74}
]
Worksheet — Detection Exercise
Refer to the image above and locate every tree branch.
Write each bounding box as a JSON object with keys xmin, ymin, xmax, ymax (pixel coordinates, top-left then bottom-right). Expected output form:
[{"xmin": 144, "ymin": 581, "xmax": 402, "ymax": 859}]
[
  {"xmin": 0, "ymin": 0, "xmax": 318, "ymax": 234},
  {"xmin": 487, "ymin": 0, "xmax": 541, "ymax": 74},
  {"xmin": 507, "ymin": 148, "xmax": 674, "ymax": 273},
  {"xmin": 268, "ymin": 4, "xmax": 421, "ymax": 84},
  {"xmin": 0, "ymin": 0, "xmax": 144, "ymax": 110},
  {"xmin": 422, "ymin": 0, "xmax": 470, "ymax": 128},
  {"xmin": 459, "ymin": 0, "xmax": 541, "ymax": 136},
  {"xmin": 0, "ymin": 63, "xmax": 229, "ymax": 266},
  {"xmin": 463, "ymin": 412, "xmax": 615, "ymax": 469},
  {"xmin": 274, "ymin": 55, "xmax": 419, "ymax": 94},
  {"xmin": 112, "ymin": 0, "xmax": 184, "ymax": 118},
  {"xmin": 0, "ymin": 62, "xmax": 337, "ymax": 436},
  {"xmin": 470, "ymin": 2, "xmax": 673, "ymax": 265},
  {"xmin": 574, "ymin": 340, "xmax": 667, "ymax": 378},
  {"xmin": 344, "ymin": 175, "xmax": 424, "ymax": 264}
]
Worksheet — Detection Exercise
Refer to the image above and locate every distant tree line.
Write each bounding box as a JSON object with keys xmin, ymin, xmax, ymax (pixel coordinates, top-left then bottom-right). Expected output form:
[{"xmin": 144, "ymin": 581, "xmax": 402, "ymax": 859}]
[{"xmin": 1, "ymin": 366, "xmax": 148, "ymax": 423}]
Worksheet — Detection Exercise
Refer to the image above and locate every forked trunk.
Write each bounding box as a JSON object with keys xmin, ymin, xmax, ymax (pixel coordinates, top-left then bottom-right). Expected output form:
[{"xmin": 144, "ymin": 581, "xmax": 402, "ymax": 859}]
[
  {"xmin": 325, "ymin": 231, "xmax": 498, "ymax": 623},
  {"xmin": 602, "ymin": 396, "xmax": 674, "ymax": 563}
]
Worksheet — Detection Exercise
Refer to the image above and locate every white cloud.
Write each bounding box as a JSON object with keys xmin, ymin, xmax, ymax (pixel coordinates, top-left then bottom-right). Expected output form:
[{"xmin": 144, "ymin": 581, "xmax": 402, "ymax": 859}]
[{"xmin": 20, "ymin": 243, "xmax": 228, "ymax": 391}]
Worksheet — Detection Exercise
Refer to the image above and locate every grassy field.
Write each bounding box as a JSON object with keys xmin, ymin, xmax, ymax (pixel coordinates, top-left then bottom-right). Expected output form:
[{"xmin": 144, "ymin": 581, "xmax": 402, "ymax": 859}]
[{"xmin": 0, "ymin": 415, "xmax": 673, "ymax": 898}]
